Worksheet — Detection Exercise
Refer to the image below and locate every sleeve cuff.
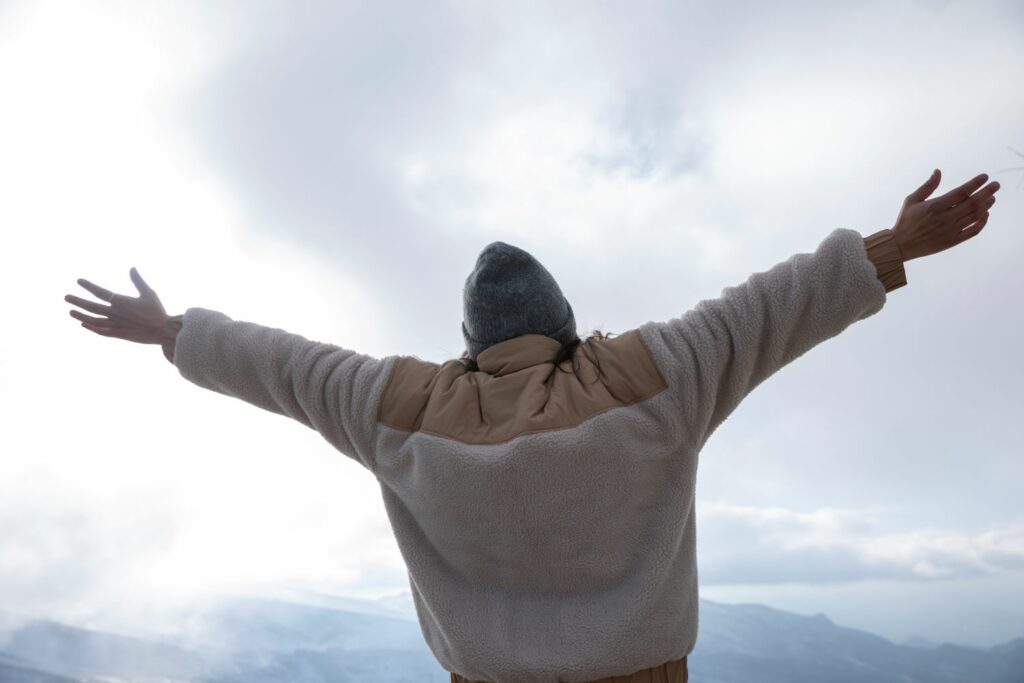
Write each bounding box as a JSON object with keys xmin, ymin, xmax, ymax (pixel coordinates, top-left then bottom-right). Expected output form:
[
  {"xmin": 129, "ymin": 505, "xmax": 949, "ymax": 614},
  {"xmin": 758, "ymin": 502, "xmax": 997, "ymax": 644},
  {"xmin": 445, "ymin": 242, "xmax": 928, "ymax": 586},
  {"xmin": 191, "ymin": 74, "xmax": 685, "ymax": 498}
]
[{"xmin": 863, "ymin": 229, "xmax": 908, "ymax": 293}]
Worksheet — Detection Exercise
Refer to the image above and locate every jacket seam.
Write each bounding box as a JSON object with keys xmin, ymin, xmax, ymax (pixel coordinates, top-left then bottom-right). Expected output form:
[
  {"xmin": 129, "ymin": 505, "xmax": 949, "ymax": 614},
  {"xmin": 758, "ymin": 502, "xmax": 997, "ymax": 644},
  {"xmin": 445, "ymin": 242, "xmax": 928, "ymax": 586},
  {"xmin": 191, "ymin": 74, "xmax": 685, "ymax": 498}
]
[
  {"xmin": 634, "ymin": 328, "xmax": 671, "ymax": 391},
  {"xmin": 376, "ymin": 381, "xmax": 671, "ymax": 445},
  {"xmin": 375, "ymin": 357, "xmax": 402, "ymax": 427}
]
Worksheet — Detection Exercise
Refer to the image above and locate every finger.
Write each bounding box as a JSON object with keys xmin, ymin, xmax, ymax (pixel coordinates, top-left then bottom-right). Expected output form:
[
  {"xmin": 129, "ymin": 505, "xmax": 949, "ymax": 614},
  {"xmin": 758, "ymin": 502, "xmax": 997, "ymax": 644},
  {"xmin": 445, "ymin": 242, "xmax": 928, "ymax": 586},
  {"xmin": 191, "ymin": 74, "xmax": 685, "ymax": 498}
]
[
  {"xmin": 77, "ymin": 278, "xmax": 116, "ymax": 303},
  {"xmin": 69, "ymin": 309, "xmax": 124, "ymax": 326},
  {"xmin": 933, "ymin": 173, "xmax": 989, "ymax": 210},
  {"xmin": 65, "ymin": 294, "xmax": 134, "ymax": 321},
  {"xmin": 64, "ymin": 293, "xmax": 116, "ymax": 317},
  {"xmin": 130, "ymin": 267, "xmax": 155, "ymax": 297},
  {"xmin": 81, "ymin": 321, "xmax": 119, "ymax": 337},
  {"xmin": 952, "ymin": 212, "xmax": 989, "ymax": 245},
  {"xmin": 906, "ymin": 169, "xmax": 941, "ymax": 203},
  {"xmin": 951, "ymin": 201, "xmax": 992, "ymax": 231},
  {"xmin": 947, "ymin": 185, "xmax": 998, "ymax": 223}
]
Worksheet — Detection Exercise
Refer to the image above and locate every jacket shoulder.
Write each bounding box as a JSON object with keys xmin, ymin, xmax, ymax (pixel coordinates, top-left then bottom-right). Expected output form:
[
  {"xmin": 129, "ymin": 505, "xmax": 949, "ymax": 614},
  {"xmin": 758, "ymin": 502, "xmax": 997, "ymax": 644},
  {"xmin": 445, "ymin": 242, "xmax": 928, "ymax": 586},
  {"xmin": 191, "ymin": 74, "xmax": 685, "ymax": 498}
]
[{"xmin": 377, "ymin": 330, "xmax": 669, "ymax": 444}]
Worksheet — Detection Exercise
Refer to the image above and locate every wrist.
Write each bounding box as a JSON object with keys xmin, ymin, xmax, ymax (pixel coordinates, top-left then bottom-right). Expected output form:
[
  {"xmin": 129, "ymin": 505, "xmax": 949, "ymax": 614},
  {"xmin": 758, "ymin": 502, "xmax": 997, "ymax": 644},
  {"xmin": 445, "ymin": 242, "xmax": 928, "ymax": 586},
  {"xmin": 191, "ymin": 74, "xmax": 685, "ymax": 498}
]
[
  {"xmin": 160, "ymin": 313, "xmax": 184, "ymax": 343},
  {"xmin": 160, "ymin": 314, "xmax": 183, "ymax": 364},
  {"xmin": 889, "ymin": 227, "xmax": 910, "ymax": 262}
]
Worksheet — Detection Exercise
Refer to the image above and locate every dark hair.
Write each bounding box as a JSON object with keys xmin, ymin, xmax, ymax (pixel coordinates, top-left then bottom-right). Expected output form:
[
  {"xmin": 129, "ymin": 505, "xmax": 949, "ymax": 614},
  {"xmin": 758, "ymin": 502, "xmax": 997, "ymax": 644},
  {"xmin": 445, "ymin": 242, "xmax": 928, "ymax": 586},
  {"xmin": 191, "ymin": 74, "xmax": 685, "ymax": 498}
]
[{"xmin": 459, "ymin": 329, "xmax": 617, "ymax": 377}]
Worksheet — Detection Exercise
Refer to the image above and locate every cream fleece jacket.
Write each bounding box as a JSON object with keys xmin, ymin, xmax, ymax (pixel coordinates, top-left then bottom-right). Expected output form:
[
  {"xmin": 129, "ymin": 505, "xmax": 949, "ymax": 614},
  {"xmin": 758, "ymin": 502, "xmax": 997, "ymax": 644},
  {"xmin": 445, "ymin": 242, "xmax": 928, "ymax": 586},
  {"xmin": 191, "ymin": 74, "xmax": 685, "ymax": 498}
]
[{"xmin": 172, "ymin": 227, "xmax": 897, "ymax": 682}]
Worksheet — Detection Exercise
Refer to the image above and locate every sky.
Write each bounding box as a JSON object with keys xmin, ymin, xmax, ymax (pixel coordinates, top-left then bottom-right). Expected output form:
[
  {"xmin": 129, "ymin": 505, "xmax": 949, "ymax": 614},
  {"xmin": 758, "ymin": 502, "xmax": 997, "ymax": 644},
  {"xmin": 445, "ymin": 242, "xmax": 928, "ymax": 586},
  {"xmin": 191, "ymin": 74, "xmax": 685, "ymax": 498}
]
[{"xmin": 2, "ymin": 0, "xmax": 1023, "ymax": 649}]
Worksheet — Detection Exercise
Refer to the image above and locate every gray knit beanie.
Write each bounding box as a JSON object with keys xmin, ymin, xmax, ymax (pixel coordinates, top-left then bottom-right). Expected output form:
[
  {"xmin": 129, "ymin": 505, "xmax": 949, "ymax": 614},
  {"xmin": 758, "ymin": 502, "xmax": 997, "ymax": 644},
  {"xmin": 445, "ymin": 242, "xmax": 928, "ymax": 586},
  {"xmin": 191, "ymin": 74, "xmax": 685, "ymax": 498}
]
[{"xmin": 462, "ymin": 241, "xmax": 577, "ymax": 362}]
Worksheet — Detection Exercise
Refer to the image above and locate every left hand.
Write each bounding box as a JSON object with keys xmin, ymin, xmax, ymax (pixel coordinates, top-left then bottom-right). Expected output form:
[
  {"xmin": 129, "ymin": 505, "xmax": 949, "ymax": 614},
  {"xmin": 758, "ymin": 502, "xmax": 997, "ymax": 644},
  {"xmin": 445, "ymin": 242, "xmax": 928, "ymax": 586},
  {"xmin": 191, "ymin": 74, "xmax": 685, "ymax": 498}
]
[
  {"xmin": 65, "ymin": 267, "xmax": 170, "ymax": 345},
  {"xmin": 891, "ymin": 169, "xmax": 999, "ymax": 262}
]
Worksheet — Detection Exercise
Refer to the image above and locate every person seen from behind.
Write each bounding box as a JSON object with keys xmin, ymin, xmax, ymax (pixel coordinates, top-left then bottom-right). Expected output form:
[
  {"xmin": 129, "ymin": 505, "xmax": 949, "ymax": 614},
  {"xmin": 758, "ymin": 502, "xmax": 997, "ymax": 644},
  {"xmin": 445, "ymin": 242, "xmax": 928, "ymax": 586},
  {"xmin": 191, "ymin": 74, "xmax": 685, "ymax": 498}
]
[{"xmin": 65, "ymin": 169, "xmax": 1000, "ymax": 683}]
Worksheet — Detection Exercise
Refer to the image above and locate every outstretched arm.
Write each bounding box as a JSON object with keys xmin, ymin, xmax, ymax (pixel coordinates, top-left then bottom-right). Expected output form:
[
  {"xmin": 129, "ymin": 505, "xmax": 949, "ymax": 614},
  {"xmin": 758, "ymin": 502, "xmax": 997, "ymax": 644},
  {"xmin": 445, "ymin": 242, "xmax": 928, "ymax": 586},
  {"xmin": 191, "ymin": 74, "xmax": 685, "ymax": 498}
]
[
  {"xmin": 642, "ymin": 169, "xmax": 999, "ymax": 447},
  {"xmin": 66, "ymin": 271, "xmax": 395, "ymax": 472}
]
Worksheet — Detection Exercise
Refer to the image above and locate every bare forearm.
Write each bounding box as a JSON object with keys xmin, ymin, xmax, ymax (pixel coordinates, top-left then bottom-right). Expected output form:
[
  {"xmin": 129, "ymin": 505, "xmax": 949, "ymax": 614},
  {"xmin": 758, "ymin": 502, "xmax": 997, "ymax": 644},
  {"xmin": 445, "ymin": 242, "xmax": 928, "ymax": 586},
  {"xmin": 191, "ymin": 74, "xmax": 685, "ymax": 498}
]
[{"xmin": 161, "ymin": 313, "xmax": 184, "ymax": 364}]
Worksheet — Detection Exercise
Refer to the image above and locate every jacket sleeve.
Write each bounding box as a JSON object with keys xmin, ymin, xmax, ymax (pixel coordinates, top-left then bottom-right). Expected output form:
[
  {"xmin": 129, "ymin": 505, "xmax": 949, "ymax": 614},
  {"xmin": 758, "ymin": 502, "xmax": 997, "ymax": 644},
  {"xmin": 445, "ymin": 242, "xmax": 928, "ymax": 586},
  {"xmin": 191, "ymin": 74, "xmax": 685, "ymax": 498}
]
[
  {"xmin": 640, "ymin": 227, "xmax": 906, "ymax": 448},
  {"xmin": 172, "ymin": 307, "xmax": 398, "ymax": 473}
]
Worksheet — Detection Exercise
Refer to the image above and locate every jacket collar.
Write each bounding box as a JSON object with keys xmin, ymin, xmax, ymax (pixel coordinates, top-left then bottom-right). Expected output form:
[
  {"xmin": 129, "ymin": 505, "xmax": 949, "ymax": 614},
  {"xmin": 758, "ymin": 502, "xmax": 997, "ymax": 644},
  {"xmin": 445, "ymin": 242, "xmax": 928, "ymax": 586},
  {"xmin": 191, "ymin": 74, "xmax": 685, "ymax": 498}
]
[{"xmin": 475, "ymin": 334, "xmax": 564, "ymax": 377}]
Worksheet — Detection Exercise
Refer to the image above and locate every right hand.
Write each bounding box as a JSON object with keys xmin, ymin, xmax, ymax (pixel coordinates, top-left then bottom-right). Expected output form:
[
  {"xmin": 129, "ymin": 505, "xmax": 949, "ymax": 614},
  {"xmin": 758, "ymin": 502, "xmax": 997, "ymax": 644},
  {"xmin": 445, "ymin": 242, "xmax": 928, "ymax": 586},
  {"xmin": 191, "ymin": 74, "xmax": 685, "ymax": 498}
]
[
  {"xmin": 65, "ymin": 267, "xmax": 172, "ymax": 346},
  {"xmin": 891, "ymin": 169, "xmax": 1000, "ymax": 262}
]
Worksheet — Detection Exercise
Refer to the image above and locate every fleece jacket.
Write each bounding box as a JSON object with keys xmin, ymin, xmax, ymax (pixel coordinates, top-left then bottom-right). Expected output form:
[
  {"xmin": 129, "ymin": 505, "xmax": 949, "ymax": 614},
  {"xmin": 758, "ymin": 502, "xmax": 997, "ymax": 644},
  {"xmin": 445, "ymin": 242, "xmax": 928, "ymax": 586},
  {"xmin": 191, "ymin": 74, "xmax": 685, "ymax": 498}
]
[{"xmin": 172, "ymin": 227, "xmax": 907, "ymax": 683}]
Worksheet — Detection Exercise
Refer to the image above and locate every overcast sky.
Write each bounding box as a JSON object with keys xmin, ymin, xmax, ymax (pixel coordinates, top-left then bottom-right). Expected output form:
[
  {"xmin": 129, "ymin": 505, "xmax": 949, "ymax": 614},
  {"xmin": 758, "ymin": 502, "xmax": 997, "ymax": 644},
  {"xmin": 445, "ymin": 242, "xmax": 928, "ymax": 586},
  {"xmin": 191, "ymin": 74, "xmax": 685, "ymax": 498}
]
[{"xmin": 3, "ymin": 0, "xmax": 1023, "ymax": 649}]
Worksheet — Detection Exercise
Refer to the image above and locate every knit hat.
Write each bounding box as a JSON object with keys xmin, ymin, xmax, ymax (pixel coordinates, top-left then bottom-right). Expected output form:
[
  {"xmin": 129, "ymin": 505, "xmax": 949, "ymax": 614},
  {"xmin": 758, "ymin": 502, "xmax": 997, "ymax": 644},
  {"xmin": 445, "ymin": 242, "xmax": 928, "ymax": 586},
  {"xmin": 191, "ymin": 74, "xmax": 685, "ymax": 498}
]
[{"xmin": 462, "ymin": 241, "xmax": 578, "ymax": 362}]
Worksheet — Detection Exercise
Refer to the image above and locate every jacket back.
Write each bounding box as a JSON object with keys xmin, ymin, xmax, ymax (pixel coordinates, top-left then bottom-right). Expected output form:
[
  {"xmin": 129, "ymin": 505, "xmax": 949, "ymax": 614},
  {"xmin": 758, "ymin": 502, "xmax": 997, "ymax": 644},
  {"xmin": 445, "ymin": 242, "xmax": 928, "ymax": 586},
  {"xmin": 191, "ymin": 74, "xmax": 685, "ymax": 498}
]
[{"xmin": 172, "ymin": 227, "xmax": 901, "ymax": 682}]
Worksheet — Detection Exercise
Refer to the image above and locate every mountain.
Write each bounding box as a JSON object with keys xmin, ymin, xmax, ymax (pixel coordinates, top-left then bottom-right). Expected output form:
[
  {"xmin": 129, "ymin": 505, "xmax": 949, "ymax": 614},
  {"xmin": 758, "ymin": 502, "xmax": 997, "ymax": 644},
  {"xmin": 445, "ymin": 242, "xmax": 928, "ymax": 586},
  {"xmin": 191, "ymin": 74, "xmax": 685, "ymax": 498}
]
[
  {"xmin": 172, "ymin": 595, "xmax": 429, "ymax": 656},
  {"xmin": 901, "ymin": 635, "xmax": 943, "ymax": 649},
  {"xmin": 0, "ymin": 619, "xmax": 212, "ymax": 681},
  {"xmin": 272, "ymin": 588, "xmax": 418, "ymax": 621},
  {"xmin": 0, "ymin": 595, "xmax": 1021, "ymax": 682},
  {"xmin": 0, "ymin": 653, "xmax": 82, "ymax": 682},
  {"xmin": 691, "ymin": 601, "xmax": 1024, "ymax": 683}
]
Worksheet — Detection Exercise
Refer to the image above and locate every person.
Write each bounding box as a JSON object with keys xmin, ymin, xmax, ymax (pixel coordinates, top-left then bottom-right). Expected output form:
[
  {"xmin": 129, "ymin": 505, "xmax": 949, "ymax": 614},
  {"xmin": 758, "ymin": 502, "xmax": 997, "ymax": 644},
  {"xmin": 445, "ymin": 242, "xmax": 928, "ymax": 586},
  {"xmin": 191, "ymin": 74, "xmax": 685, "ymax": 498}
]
[{"xmin": 65, "ymin": 169, "xmax": 999, "ymax": 683}]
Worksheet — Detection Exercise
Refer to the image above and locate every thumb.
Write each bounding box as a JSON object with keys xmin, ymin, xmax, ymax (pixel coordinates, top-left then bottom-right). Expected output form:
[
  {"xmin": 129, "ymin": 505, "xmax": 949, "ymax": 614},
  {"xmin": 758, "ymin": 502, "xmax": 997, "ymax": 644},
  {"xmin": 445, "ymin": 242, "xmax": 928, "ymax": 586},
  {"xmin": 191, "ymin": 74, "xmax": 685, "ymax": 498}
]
[
  {"xmin": 129, "ymin": 267, "xmax": 155, "ymax": 296},
  {"xmin": 906, "ymin": 169, "xmax": 941, "ymax": 203}
]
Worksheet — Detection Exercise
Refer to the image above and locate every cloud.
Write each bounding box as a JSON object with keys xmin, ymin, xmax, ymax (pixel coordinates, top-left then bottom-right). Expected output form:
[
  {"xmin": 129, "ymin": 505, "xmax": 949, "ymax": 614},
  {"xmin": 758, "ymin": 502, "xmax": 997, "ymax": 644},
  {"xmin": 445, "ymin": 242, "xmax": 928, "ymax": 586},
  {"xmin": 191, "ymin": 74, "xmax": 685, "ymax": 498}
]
[
  {"xmin": 177, "ymin": 1, "xmax": 506, "ymax": 336},
  {"xmin": 0, "ymin": 489, "xmax": 179, "ymax": 625},
  {"xmin": 175, "ymin": 0, "xmax": 729, "ymax": 344},
  {"xmin": 697, "ymin": 501, "xmax": 1024, "ymax": 585}
]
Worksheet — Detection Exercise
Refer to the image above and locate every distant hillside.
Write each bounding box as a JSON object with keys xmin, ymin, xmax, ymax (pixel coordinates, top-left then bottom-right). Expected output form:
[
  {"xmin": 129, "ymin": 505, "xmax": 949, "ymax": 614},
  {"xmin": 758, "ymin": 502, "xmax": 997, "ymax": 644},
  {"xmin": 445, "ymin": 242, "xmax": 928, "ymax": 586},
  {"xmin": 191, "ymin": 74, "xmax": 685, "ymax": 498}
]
[
  {"xmin": 692, "ymin": 601, "xmax": 1023, "ymax": 682},
  {"xmin": 0, "ymin": 595, "xmax": 1020, "ymax": 682},
  {"xmin": 0, "ymin": 653, "xmax": 81, "ymax": 683},
  {"xmin": 0, "ymin": 620, "xmax": 211, "ymax": 681}
]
